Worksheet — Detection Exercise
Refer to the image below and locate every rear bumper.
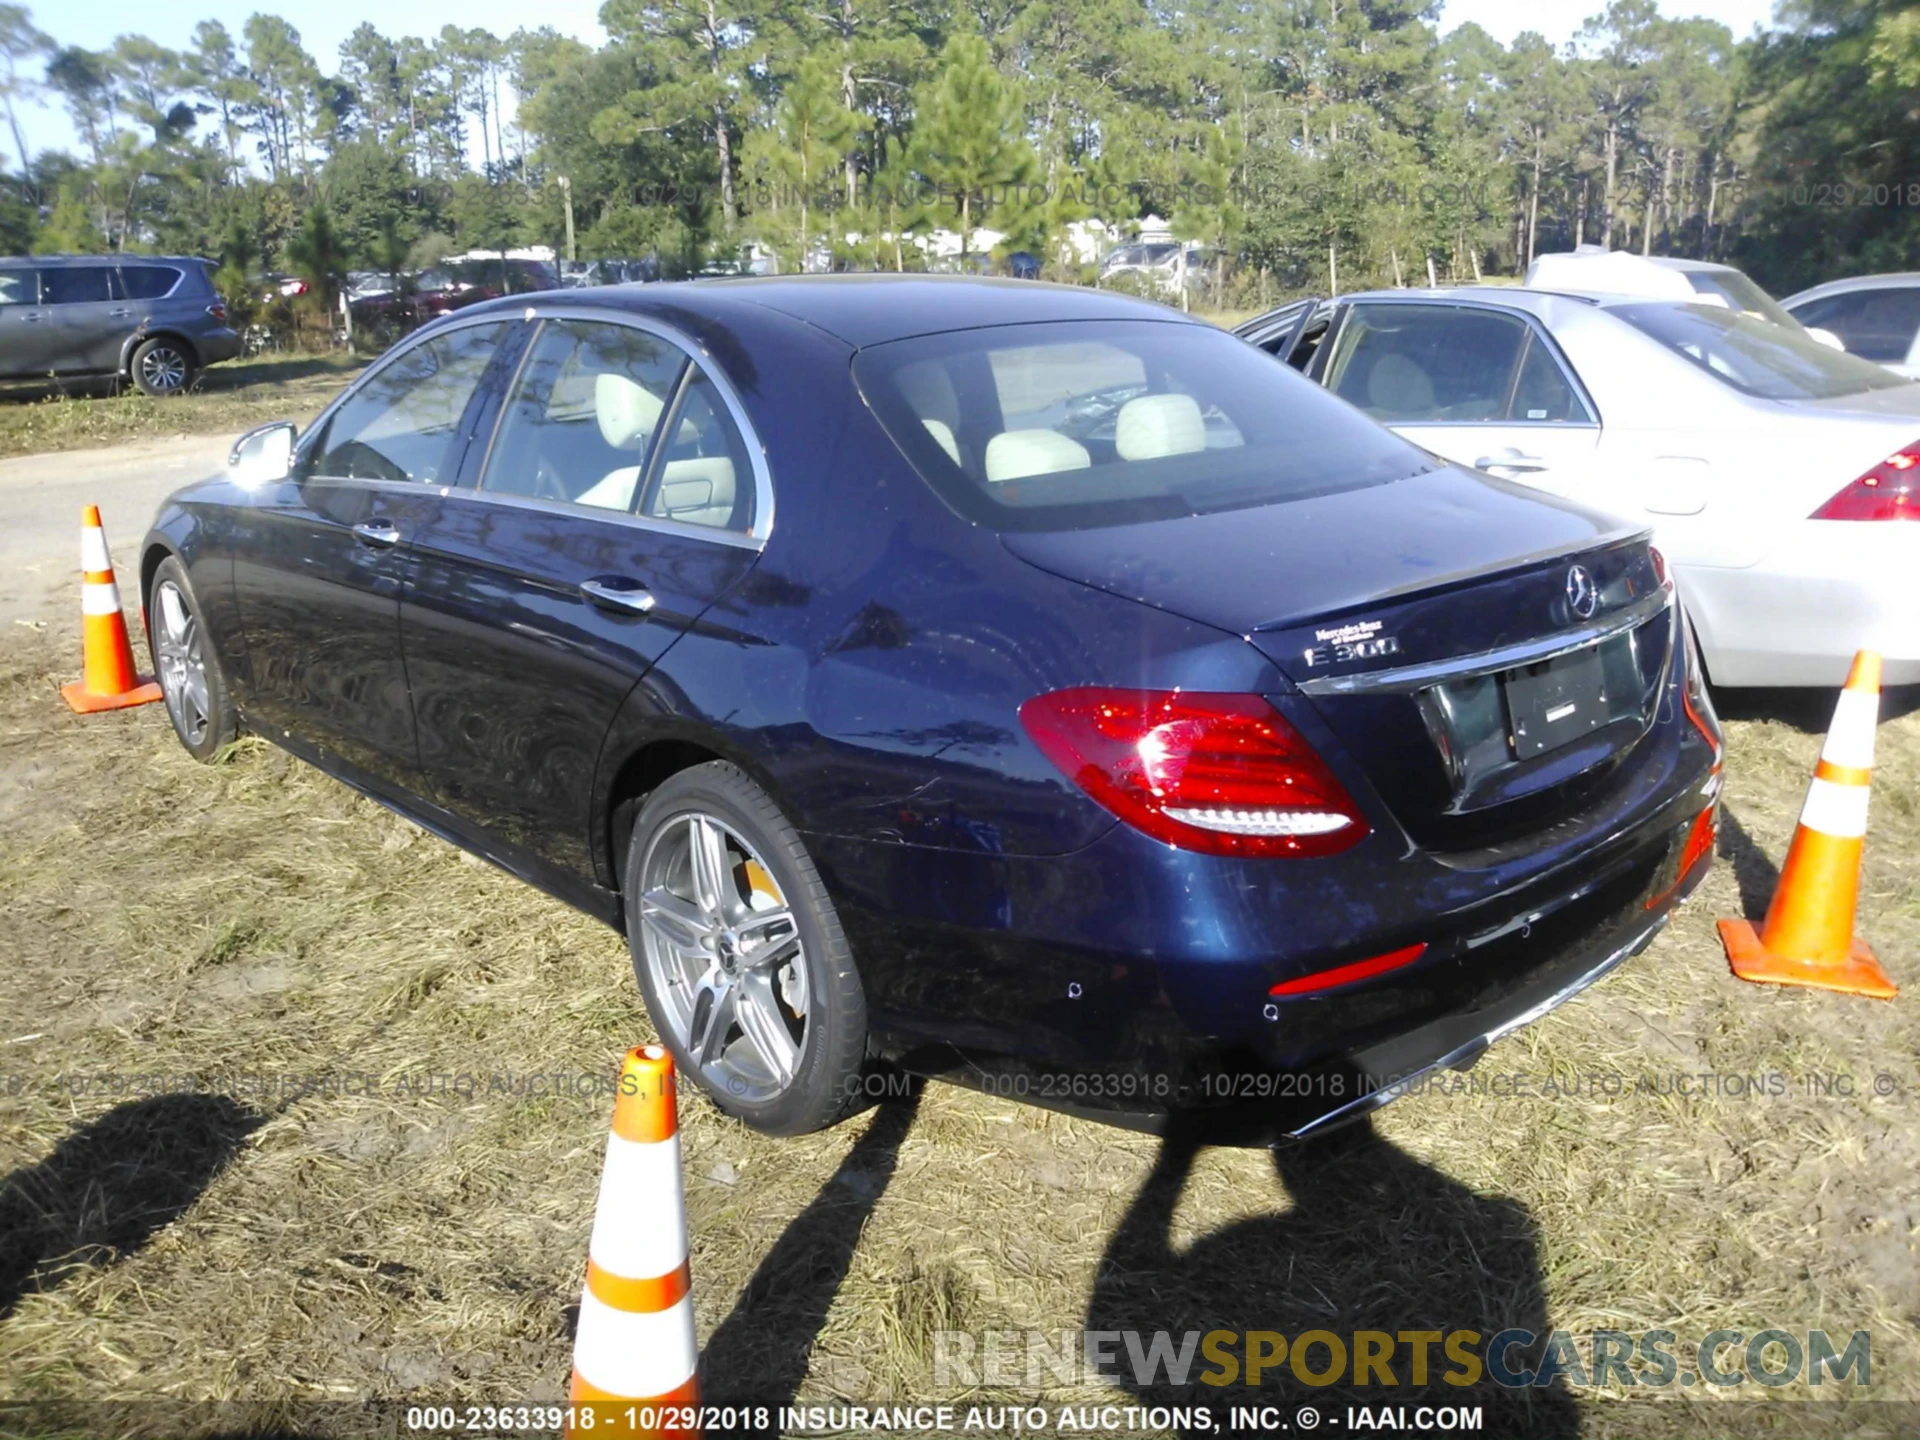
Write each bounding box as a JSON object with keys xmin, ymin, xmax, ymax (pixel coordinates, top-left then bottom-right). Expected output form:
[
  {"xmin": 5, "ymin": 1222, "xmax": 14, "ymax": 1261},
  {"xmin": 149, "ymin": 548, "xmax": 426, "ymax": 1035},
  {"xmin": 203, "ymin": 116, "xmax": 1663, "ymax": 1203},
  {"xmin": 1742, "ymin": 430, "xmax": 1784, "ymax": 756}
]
[
  {"xmin": 195, "ymin": 328, "xmax": 244, "ymax": 365},
  {"xmin": 1688, "ymin": 525, "xmax": 1920, "ymax": 687}
]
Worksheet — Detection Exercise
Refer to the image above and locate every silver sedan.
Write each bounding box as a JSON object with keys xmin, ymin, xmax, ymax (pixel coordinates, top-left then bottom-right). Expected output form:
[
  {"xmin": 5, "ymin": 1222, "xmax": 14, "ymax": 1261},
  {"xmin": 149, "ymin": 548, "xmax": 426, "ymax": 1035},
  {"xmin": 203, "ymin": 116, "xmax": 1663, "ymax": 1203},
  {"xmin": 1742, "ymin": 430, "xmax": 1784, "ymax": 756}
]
[{"xmin": 1238, "ymin": 288, "xmax": 1920, "ymax": 687}]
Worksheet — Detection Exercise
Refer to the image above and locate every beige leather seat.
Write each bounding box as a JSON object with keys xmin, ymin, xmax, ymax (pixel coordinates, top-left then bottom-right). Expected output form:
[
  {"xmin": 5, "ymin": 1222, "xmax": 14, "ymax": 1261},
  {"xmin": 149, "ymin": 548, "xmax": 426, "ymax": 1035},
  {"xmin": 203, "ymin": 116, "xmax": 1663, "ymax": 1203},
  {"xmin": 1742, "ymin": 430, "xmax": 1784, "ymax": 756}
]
[
  {"xmin": 650, "ymin": 456, "xmax": 737, "ymax": 528},
  {"xmin": 1114, "ymin": 393, "xmax": 1207, "ymax": 460},
  {"xmin": 575, "ymin": 373, "xmax": 668, "ymax": 510},
  {"xmin": 984, "ymin": 429, "xmax": 1092, "ymax": 482},
  {"xmin": 1365, "ymin": 353, "xmax": 1436, "ymax": 418}
]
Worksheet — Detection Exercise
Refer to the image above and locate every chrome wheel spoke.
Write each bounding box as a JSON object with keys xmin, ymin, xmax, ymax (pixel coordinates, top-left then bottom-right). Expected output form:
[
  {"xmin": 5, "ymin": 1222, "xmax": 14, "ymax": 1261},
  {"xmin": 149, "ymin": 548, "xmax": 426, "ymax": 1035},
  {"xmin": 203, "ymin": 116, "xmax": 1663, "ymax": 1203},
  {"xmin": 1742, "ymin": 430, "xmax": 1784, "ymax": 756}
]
[
  {"xmin": 689, "ymin": 971, "xmax": 736, "ymax": 1068},
  {"xmin": 735, "ymin": 972, "xmax": 798, "ymax": 1086},
  {"xmin": 641, "ymin": 886, "xmax": 709, "ymax": 952},
  {"xmin": 686, "ymin": 815, "xmax": 734, "ymax": 921}
]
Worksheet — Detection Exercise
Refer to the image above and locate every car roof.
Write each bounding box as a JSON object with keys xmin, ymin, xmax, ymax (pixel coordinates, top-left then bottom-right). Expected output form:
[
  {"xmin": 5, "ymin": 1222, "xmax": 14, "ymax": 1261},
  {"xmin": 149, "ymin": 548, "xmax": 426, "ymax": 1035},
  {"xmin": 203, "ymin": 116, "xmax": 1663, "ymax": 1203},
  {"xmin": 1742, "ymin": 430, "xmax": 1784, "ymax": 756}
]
[
  {"xmin": 502, "ymin": 273, "xmax": 1205, "ymax": 348},
  {"xmin": 1782, "ymin": 272, "xmax": 1920, "ymax": 305},
  {"xmin": 0, "ymin": 253, "xmax": 203, "ymax": 267},
  {"xmin": 1329, "ymin": 285, "xmax": 1614, "ymax": 317}
]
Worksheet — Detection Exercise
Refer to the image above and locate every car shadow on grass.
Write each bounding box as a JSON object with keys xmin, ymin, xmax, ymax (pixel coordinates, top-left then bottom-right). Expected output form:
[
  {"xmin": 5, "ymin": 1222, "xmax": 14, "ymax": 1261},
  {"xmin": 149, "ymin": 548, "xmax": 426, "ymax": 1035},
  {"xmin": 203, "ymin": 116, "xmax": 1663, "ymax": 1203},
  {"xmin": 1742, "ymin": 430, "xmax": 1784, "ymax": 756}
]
[
  {"xmin": 701, "ymin": 1090, "xmax": 923, "ymax": 1411},
  {"xmin": 0, "ymin": 1093, "xmax": 263, "ymax": 1319},
  {"xmin": 1086, "ymin": 1120, "xmax": 1581, "ymax": 1439}
]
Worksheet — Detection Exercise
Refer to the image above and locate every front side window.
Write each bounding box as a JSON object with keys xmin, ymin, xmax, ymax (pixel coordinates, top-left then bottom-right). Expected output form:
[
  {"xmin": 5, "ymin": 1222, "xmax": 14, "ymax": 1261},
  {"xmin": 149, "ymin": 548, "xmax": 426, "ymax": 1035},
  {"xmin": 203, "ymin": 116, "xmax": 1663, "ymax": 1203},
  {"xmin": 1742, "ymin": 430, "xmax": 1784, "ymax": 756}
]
[
  {"xmin": 854, "ymin": 318, "xmax": 1433, "ymax": 533},
  {"xmin": 41, "ymin": 267, "xmax": 112, "ymax": 305},
  {"xmin": 1325, "ymin": 304, "xmax": 1532, "ymax": 423},
  {"xmin": 1616, "ymin": 302, "xmax": 1911, "ymax": 400},
  {"xmin": 120, "ymin": 265, "xmax": 183, "ymax": 300},
  {"xmin": 306, "ymin": 322, "xmax": 506, "ymax": 483}
]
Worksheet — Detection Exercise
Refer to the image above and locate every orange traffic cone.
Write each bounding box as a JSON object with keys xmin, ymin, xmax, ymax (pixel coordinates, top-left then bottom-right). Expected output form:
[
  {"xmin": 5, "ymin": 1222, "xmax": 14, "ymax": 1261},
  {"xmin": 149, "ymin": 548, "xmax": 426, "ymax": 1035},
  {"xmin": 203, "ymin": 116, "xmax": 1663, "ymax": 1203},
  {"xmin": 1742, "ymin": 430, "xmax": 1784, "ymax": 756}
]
[
  {"xmin": 60, "ymin": 505, "xmax": 163, "ymax": 714},
  {"xmin": 567, "ymin": 1045, "xmax": 701, "ymax": 1438},
  {"xmin": 1717, "ymin": 650, "xmax": 1897, "ymax": 999}
]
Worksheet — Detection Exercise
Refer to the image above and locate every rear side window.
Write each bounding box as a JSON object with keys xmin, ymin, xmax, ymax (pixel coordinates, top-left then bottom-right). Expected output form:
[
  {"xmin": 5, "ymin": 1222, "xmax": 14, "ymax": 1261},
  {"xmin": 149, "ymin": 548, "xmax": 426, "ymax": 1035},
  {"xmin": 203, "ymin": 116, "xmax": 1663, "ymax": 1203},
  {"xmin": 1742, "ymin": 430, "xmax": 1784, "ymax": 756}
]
[
  {"xmin": 854, "ymin": 318, "xmax": 1433, "ymax": 533},
  {"xmin": 0, "ymin": 270, "xmax": 36, "ymax": 305},
  {"xmin": 120, "ymin": 265, "xmax": 183, "ymax": 300},
  {"xmin": 481, "ymin": 319, "xmax": 690, "ymax": 514},
  {"xmin": 1616, "ymin": 302, "xmax": 1911, "ymax": 400},
  {"xmin": 1326, "ymin": 304, "xmax": 1531, "ymax": 422},
  {"xmin": 306, "ymin": 322, "xmax": 506, "ymax": 483},
  {"xmin": 41, "ymin": 267, "xmax": 112, "ymax": 304},
  {"xmin": 1793, "ymin": 288, "xmax": 1920, "ymax": 364}
]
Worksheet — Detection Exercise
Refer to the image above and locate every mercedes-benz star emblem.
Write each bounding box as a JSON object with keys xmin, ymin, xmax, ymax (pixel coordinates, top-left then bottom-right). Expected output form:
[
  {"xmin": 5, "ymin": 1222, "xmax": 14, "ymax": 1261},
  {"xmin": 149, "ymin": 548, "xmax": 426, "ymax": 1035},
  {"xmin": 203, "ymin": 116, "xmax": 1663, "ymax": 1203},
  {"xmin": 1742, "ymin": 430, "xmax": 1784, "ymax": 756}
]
[{"xmin": 1566, "ymin": 564, "xmax": 1599, "ymax": 620}]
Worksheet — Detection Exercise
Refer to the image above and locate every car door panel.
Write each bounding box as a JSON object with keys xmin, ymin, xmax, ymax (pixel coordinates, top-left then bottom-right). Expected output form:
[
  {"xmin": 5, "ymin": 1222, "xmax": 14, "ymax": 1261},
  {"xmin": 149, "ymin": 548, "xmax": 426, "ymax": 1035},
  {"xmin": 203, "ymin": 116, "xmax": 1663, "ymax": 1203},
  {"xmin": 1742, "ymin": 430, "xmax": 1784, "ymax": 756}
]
[
  {"xmin": 0, "ymin": 269, "xmax": 57, "ymax": 375},
  {"xmin": 229, "ymin": 319, "xmax": 509, "ymax": 788},
  {"xmin": 401, "ymin": 316, "xmax": 763, "ymax": 877}
]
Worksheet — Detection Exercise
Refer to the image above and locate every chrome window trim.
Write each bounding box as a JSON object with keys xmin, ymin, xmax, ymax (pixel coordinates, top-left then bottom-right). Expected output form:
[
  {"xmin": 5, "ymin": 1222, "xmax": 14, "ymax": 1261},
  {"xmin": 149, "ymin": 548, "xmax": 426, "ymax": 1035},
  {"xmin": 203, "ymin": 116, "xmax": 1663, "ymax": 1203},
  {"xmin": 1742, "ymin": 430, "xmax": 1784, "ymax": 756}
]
[
  {"xmin": 1327, "ymin": 297, "xmax": 1604, "ymax": 428},
  {"xmin": 1295, "ymin": 588, "xmax": 1674, "ymax": 696}
]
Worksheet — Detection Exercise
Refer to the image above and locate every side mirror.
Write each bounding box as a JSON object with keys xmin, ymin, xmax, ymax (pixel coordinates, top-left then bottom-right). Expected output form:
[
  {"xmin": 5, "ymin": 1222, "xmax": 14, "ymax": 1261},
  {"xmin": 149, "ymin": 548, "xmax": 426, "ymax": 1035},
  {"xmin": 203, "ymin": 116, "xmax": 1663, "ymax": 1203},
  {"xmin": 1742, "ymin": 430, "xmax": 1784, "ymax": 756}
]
[{"xmin": 229, "ymin": 420, "xmax": 296, "ymax": 486}]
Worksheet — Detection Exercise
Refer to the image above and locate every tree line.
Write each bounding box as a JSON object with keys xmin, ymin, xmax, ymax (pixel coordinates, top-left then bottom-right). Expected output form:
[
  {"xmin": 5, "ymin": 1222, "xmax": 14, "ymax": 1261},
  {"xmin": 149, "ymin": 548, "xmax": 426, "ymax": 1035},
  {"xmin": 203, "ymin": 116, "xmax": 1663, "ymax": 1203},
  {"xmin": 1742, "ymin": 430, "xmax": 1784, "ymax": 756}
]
[{"xmin": 0, "ymin": 0, "xmax": 1912, "ymax": 307}]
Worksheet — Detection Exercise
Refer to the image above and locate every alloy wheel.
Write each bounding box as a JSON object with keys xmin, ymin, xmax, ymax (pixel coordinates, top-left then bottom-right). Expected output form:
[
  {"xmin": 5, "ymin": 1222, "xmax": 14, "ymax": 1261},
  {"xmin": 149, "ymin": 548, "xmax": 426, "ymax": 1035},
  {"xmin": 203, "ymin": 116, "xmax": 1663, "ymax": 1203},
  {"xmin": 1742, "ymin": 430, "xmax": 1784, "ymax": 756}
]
[
  {"xmin": 638, "ymin": 812, "xmax": 810, "ymax": 1102},
  {"xmin": 139, "ymin": 346, "xmax": 189, "ymax": 393},
  {"xmin": 153, "ymin": 579, "xmax": 210, "ymax": 746}
]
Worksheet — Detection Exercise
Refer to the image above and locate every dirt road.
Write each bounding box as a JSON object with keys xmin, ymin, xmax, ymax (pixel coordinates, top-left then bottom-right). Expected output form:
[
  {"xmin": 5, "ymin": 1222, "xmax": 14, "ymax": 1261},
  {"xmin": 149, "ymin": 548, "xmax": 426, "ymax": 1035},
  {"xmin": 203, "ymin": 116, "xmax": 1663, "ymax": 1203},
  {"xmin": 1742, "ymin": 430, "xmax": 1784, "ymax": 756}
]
[{"xmin": 0, "ymin": 433, "xmax": 230, "ymax": 624}]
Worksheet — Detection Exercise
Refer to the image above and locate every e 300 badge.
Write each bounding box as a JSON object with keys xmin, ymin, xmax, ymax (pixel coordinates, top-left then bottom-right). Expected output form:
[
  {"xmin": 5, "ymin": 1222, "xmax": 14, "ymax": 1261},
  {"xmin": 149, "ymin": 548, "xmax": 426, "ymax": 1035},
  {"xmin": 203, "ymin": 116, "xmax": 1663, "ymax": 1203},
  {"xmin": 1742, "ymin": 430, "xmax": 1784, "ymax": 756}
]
[{"xmin": 1303, "ymin": 618, "xmax": 1401, "ymax": 668}]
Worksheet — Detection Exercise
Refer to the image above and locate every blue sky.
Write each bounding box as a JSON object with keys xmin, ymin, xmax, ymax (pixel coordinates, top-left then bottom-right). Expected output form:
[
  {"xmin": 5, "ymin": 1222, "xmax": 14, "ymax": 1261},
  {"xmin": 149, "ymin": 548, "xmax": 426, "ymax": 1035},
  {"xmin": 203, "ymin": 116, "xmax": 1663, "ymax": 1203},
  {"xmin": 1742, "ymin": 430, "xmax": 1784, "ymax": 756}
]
[{"xmin": 13, "ymin": 0, "xmax": 1780, "ymax": 165}]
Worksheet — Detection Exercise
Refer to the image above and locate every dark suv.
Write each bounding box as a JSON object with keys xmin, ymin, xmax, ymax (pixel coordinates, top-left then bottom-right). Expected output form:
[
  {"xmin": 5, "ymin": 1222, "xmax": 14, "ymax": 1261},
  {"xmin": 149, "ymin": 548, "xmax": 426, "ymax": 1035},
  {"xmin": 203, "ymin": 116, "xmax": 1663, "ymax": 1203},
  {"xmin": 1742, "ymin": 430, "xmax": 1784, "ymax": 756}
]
[{"xmin": 0, "ymin": 255, "xmax": 242, "ymax": 395}]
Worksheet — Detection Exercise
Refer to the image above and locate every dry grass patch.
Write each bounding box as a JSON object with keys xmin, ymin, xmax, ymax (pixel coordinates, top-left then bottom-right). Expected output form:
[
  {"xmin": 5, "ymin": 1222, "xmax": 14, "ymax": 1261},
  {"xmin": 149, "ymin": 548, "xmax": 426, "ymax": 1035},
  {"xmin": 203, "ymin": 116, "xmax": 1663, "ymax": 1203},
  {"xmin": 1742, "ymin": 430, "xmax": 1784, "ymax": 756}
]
[{"xmin": 0, "ymin": 616, "xmax": 1914, "ymax": 1438}]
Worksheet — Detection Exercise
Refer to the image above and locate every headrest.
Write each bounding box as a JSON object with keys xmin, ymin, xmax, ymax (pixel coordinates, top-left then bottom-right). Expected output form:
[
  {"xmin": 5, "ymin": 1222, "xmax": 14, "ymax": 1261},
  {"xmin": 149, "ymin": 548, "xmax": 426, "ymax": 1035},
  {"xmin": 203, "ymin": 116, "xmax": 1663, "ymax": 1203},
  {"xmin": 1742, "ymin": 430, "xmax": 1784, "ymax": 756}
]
[
  {"xmin": 656, "ymin": 457, "xmax": 737, "ymax": 523},
  {"xmin": 1114, "ymin": 393, "xmax": 1207, "ymax": 460},
  {"xmin": 1366, "ymin": 354, "xmax": 1436, "ymax": 417},
  {"xmin": 596, "ymin": 372, "xmax": 665, "ymax": 449},
  {"xmin": 922, "ymin": 418, "xmax": 961, "ymax": 465},
  {"xmin": 984, "ymin": 429, "xmax": 1092, "ymax": 483}
]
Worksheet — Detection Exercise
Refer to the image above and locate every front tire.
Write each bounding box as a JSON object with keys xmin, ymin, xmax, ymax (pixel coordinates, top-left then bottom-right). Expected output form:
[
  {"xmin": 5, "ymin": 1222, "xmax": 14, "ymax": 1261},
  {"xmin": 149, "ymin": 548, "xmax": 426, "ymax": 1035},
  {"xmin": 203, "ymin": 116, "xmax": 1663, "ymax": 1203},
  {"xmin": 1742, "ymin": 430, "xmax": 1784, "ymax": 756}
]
[
  {"xmin": 130, "ymin": 337, "xmax": 196, "ymax": 397},
  {"xmin": 624, "ymin": 762, "xmax": 868, "ymax": 1135},
  {"xmin": 148, "ymin": 557, "xmax": 239, "ymax": 761}
]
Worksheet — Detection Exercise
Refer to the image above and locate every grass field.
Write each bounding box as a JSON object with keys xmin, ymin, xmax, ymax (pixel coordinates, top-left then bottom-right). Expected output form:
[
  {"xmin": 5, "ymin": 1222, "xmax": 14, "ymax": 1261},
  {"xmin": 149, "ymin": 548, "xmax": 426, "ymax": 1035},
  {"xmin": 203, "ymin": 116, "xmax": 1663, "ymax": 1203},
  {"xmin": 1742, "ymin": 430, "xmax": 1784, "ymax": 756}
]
[
  {"xmin": 0, "ymin": 354, "xmax": 363, "ymax": 461},
  {"xmin": 0, "ymin": 602, "xmax": 1914, "ymax": 1438}
]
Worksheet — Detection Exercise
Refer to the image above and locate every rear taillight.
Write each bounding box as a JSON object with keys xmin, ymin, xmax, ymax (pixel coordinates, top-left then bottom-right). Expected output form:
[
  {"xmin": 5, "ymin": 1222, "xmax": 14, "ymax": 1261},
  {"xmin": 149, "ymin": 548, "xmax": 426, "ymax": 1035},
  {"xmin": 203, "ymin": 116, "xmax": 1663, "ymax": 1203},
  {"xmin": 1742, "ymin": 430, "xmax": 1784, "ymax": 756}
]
[
  {"xmin": 1649, "ymin": 544, "xmax": 1673, "ymax": 592},
  {"xmin": 1018, "ymin": 688, "xmax": 1370, "ymax": 858},
  {"xmin": 1681, "ymin": 623, "xmax": 1723, "ymax": 764},
  {"xmin": 207, "ymin": 300, "xmax": 227, "ymax": 323},
  {"xmin": 1811, "ymin": 444, "xmax": 1920, "ymax": 520}
]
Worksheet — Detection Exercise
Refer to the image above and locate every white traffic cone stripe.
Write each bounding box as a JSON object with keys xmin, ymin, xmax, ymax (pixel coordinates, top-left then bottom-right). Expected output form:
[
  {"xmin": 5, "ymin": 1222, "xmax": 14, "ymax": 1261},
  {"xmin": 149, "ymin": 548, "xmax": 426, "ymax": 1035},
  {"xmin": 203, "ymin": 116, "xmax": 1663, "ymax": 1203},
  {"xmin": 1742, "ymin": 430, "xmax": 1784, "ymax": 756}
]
[
  {"xmin": 587, "ymin": 1132, "xmax": 688, "ymax": 1284},
  {"xmin": 81, "ymin": 526, "xmax": 112, "ymax": 573},
  {"xmin": 1799, "ymin": 776, "xmax": 1870, "ymax": 839},
  {"xmin": 1819, "ymin": 689, "xmax": 1878, "ymax": 770},
  {"xmin": 82, "ymin": 580, "xmax": 123, "ymax": 616},
  {"xmin": 571, "ymin": 1289, "xmax": 698, "ymax": 1399}
]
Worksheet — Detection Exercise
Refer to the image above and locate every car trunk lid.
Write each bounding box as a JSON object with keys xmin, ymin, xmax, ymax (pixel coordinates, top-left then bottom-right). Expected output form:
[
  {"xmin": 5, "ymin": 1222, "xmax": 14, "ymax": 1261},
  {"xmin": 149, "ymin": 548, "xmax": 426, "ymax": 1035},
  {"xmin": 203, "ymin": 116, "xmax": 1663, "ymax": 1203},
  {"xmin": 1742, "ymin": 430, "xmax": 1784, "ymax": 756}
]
[{"xmin": 1001, "ymin": 465, "xmax": 1674, "ymax": 852}]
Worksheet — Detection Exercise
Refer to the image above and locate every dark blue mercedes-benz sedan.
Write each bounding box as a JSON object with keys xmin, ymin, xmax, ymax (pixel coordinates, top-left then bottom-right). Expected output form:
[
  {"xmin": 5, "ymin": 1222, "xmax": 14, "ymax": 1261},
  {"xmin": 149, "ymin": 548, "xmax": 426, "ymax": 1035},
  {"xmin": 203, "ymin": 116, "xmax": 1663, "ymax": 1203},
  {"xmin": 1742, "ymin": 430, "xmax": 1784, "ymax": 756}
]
[{"xmin": 141, "ymin": 277, "xmax": 1722, "ymax": 1140}]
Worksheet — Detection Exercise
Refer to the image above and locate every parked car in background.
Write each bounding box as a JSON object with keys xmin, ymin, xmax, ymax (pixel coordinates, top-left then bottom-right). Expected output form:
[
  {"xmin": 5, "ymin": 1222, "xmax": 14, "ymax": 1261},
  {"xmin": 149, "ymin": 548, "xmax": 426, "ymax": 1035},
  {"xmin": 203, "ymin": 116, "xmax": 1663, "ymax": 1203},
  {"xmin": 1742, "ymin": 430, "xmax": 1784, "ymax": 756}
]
[
  {"xmin": 1237, "ymin": 288, "xmax": 1920, "ymax": 687},
  {"xmin": 559, "ymin": 258, "xmax": 663, "ymax": 288},
  {"xmin": 143, "ymin": 276, "xmax": 1718, "ymax": 1141},
  {"xmin": 1782, "ymin": 274, "xmax": 1920, "ymax": 379},
  {"xmin": 0, "ymin": 254, "xmax": 241, "ymax": 395},
  {"xmin": 1525, "ymin": 248, "xmax": 1843, "ymax": 348},
  {"xmin": 1098, "ymin": 242, "xmax": 1220, "ymax": 294}
]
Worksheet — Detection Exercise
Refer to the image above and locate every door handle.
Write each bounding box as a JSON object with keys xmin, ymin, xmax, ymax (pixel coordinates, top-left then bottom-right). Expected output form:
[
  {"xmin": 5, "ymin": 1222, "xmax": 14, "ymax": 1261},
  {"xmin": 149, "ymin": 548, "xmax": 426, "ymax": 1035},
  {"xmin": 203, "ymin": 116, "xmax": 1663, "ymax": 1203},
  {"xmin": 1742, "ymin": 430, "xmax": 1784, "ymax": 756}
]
[
  {"xmin": 1475, "ymin": 453, "xmax": 1549, "ymax": 474},
  {"xmin": 580, "ymin": 578, "xmax": 657, "ymax": 614},
  {"xmin": 109, "ymin": 308, "xmax": 132, "ymax": 317},
  {"xmin": 21, "ymin": 312, "xmax": 40, "ymax": 323},
  {"xmin": 352, "ymin": 519, "xmax": 401, "ymax": 548}
]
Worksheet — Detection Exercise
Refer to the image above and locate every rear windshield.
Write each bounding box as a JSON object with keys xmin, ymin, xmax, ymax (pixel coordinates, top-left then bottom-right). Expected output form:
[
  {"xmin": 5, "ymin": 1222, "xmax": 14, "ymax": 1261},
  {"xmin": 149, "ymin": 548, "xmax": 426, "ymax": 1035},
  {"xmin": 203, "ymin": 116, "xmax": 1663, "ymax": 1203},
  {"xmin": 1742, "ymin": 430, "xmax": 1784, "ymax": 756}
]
[
  {"xmin": 1615, "ymin": 303, "xmax": 1911, "ymax": 401},
  {"xmin": 1681, "ymin": 269, "xmax": 1799, "ymax": 330},
  {"xmin": 853, "ymin": 319, "xmax": 1436, "ymax": 532}
]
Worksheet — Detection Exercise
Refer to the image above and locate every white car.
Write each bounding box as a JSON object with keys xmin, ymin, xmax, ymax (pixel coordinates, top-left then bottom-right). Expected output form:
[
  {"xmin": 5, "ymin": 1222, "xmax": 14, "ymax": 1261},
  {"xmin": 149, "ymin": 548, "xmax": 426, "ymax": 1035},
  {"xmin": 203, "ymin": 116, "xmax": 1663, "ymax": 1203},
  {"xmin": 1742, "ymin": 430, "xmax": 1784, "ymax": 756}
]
[
  {"xmin": 1782, "ymin": 273, "xmax": 1920, "ymax": 380},
  {"xmin": 1236, "ymin": 289, "xmax": 1919, "ymax": 687},
  {"xmin": 1526, "ymin": 248, "xmax": 1847, "ymax": 351}
]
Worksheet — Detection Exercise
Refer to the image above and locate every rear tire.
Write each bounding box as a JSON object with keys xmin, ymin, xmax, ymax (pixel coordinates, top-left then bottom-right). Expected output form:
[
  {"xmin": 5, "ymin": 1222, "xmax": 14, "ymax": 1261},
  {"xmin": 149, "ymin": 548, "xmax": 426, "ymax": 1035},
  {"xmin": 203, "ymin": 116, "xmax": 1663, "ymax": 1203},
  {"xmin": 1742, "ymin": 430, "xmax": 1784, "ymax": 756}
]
[
  {"xmin": 130, "ymin": 337, "xmax": 196, "ymax": 397},
  {"xmin": 147, "ymin": 557, "xmax": 239, "ymax": 762},
  {"xmin": 624, "ymin": 761, "xmax": 868, "ymax": 1136}
]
